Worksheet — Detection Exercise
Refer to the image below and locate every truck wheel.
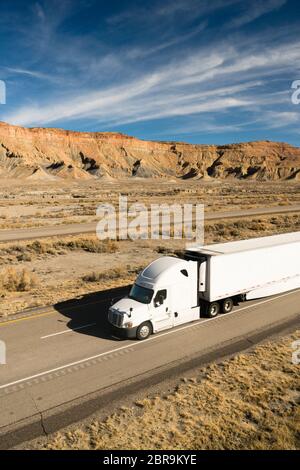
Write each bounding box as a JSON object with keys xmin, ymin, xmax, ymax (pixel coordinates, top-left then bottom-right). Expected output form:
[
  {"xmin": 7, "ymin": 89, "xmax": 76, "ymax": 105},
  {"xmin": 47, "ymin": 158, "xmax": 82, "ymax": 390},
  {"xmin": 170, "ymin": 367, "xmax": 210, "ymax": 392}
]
[
  {"xmin": 221, "ymin": 298, "xmax": 233, "ymax": 314},
  {"xmin": 207, "ymin": 302, "xmax": 220, "ymax": 318},
  {"xmin": 136, "ymin": 322, "xmax": 152, "ymax": 340}
]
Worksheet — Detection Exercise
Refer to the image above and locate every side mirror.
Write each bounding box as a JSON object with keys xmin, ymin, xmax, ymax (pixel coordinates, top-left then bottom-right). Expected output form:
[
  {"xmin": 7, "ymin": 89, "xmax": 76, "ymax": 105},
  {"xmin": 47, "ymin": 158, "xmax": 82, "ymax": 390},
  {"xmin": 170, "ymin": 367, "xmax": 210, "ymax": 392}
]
[{"xmin": 154, "ymin": 297, "xmax": 163, "ymax": 307}]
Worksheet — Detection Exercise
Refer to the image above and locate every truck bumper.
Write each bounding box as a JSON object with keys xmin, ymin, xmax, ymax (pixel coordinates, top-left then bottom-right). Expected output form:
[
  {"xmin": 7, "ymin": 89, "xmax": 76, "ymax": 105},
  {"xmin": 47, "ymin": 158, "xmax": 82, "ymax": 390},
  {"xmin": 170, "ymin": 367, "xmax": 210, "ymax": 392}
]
[{"xmin": 109, "ymin": 324, "xmax": 138, "ymax": 339}]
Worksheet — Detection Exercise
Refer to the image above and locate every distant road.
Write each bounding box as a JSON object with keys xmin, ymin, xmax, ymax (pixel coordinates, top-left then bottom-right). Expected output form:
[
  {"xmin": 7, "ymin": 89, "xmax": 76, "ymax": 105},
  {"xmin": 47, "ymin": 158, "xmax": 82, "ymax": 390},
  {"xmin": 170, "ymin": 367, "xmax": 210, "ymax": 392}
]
[{"xmin": 0, "ymin": 204, "xmax": 300, "ymax": 243}]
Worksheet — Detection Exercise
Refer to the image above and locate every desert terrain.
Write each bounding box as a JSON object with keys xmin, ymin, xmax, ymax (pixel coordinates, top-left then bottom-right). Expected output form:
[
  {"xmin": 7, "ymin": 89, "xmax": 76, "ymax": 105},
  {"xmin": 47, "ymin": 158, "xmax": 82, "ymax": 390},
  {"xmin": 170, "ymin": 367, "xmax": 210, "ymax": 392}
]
[{"xmin": 0, "ymin": 123, "xmax": 299, "ymax": 451}]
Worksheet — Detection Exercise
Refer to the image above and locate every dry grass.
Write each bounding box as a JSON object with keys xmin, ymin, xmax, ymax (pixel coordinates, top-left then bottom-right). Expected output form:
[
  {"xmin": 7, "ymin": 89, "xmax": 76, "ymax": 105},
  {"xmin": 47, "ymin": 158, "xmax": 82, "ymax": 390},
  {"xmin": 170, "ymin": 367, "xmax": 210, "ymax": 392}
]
[
  {"xmin": 43, "ymin": 330, "xmax": 300, "ymax": 450},
  {"xmin": 83, "ymin": 267, "xmax": 125, "ymax": 282},
  {"xmin": 0, "ymin": 267, "xmax": 38, "ymax": 293},
  {"xmin": 206, "ymin": 214, "xmax": 300, "ymax": 242},
  {"xmin": 82, "ymin": 265, "xmax": 142, "ymax": 283},
  {"xmin": 0, "ymin": 236, "xmax": 118, "ymax": 265}
]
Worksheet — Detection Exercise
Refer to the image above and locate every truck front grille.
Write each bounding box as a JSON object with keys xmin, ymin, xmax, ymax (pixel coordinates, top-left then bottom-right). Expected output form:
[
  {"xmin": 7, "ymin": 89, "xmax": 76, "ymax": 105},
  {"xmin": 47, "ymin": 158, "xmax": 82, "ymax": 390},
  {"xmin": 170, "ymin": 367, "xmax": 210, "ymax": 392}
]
[{"xmin": 109, "ymin": 310, "xmax": 123, "ymax": 328}]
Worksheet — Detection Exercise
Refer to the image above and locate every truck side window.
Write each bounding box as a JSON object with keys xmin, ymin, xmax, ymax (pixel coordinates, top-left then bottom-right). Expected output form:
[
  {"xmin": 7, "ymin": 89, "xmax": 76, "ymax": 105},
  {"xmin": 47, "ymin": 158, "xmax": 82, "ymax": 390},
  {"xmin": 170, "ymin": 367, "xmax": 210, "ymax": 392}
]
[{"xmin": 154, "ymin": 289, "xmax": 167, "ymax": 307}]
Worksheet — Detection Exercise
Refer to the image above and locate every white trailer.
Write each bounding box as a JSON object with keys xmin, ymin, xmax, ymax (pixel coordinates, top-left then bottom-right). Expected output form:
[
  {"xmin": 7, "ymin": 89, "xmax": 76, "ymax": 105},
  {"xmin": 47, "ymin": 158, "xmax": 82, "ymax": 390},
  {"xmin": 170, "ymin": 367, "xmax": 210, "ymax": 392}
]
[{"xmin": 108, "ymin": 232, "xmax": 300, "ymax": 340}]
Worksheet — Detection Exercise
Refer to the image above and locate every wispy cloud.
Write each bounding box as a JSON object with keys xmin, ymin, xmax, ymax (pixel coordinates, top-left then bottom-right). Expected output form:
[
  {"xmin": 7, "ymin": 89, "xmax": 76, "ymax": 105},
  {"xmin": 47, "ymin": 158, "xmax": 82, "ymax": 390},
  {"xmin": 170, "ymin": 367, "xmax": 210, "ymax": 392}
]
[
  {"xmin": 2, "ymin": 67, "xmax": 58, "ymax": 82},
  {"xmin": 125, "ymin": 22, "xmax": 208, "ymax": 60},
  {"xmin": 249, "ymin": 110, "xmax": 300, "ymax": 129},
  {"xmin": 107, "ymin": 0, "xmax": 241, "ymax": 25},
  {"xmin": 3, "ymin": 38, "xmax": 297, "ymax": 128},
  {"xmin": 228, "ymin": 0, "xmax": 287, "ymax": 28}
]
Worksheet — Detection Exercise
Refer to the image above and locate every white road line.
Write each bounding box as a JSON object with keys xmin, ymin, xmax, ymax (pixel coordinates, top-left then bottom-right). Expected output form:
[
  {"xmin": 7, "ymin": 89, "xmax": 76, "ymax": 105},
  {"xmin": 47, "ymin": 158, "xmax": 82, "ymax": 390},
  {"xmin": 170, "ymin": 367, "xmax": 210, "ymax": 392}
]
[
  {"xmin": 41, "ymin": 322, "xmax": 97, "ymax": 339},
  {"xmin": 0, "ymin": 289, "xmax": 299, "ymax": 391}
]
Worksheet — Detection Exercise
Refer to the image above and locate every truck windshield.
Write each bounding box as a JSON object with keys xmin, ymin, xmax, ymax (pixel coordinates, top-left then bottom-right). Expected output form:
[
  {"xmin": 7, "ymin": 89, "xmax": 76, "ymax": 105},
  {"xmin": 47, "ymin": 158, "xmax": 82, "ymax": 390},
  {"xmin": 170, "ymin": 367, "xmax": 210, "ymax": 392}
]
[{"xmin": 128, "ymin": 284, "xmax": 154, "ymax": 304}]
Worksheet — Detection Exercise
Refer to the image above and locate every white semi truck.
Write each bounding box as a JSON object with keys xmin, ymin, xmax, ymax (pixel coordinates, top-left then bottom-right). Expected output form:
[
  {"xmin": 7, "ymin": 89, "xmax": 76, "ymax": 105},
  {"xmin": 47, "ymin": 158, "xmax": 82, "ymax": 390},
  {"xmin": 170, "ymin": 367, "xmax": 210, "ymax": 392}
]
[{"xmin": 108, "ymin": 232, "xmax": 300, "ymax": 340}]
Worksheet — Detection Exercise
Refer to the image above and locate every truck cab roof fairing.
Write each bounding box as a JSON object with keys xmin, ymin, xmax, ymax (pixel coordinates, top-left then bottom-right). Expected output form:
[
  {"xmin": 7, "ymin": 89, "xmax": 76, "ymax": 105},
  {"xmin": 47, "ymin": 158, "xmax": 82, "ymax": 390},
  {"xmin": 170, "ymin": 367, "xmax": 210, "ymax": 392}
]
[{"xmin": 136, "ymin": 256, "xmax": 191, "ymax": 288}]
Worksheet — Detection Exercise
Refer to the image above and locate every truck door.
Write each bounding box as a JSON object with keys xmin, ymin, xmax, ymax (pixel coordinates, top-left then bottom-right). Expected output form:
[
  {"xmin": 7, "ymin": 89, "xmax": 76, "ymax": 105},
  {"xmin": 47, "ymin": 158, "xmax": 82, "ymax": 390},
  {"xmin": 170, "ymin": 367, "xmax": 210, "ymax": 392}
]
[
  {"xmin": 172, "ymin": 276, "xmax": 198, "ymax": 327},
  {"xmin": 152, "ymin": 289, "xmax": 173, "ymax": 332}
]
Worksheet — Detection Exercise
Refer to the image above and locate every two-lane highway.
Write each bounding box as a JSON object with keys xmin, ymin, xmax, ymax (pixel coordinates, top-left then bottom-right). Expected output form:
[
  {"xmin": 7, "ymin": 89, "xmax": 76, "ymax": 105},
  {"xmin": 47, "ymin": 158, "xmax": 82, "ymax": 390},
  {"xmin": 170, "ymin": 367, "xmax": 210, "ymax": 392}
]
[{"xmin": 0, "ymin": 286, "xmax": 299, "ymax": 448}]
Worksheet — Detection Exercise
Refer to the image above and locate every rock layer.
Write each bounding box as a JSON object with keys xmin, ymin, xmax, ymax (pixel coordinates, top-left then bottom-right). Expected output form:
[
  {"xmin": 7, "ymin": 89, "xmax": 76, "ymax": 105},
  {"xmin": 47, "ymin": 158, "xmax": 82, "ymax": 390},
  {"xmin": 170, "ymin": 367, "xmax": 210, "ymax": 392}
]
[{"xmin": 0, "ymin": 121, "xmax": 299, "ymax": 181}]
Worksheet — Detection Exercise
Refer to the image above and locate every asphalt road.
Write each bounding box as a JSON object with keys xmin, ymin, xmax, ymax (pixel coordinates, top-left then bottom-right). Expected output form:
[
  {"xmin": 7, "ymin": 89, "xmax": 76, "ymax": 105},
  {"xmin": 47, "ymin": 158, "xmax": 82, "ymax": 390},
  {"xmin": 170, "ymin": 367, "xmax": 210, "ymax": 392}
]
[
  {"xmin": 0, "ymin": 285, "xmax": 299, "ymax": 448},
  {"xmin": 1, "ymin": 204, "xmax": 300, "ymax": 242}
]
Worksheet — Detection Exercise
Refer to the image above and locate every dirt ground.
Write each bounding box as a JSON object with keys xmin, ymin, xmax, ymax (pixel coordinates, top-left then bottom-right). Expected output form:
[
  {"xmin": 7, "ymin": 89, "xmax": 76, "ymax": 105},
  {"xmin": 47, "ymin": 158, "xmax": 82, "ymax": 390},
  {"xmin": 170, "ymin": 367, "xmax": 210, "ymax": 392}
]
[{"xmin": 0, "ymin": 178, "xmax": 299, "ymax": 229}]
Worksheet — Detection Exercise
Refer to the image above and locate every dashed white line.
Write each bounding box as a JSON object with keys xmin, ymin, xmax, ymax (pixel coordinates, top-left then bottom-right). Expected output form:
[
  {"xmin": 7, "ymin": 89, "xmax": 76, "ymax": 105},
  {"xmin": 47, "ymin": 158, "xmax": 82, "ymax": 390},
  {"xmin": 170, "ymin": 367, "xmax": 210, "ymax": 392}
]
[{"xmin": 41, "ymin": 322, "xmax": 97, "ymax": 339}]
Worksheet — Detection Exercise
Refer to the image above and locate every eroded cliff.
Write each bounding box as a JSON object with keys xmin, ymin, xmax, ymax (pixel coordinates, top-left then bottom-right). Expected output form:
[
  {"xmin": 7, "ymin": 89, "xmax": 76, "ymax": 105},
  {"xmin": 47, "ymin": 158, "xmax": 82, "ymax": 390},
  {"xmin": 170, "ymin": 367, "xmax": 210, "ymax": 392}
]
[{"xmin": 0, "ymin": 121, "xmax": 299, "ymax": 181}]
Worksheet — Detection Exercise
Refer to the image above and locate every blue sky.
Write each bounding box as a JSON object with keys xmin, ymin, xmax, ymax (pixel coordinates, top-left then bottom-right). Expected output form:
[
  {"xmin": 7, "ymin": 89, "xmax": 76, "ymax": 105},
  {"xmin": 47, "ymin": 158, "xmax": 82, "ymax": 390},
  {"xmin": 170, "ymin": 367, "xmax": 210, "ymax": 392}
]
[{"xmin": 0, "ymin": 0, "xmax": 300, "ymax": 145}]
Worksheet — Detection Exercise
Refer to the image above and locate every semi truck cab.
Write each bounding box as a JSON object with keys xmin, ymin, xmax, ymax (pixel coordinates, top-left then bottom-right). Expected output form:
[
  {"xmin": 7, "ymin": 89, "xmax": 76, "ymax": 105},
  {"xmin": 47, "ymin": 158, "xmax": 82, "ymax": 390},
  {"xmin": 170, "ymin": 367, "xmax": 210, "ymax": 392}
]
[{"xmin": 108, "ymin": 256, "xmax": 200, "ymax": 340}]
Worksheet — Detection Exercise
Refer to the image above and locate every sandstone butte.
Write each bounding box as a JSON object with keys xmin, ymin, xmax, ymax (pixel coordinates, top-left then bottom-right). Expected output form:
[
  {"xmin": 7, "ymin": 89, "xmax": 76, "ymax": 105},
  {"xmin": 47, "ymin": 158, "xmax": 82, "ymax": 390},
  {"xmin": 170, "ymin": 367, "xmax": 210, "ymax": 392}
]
[{"xmin": 0, "ymin": 121, "xmax": 299, "ymax": 181}]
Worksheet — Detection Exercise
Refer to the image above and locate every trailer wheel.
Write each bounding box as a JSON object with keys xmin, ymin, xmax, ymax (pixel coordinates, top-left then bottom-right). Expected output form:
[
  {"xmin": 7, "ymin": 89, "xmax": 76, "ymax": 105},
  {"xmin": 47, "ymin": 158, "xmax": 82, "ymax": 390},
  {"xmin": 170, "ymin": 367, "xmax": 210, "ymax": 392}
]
[
  {"xmin": 221, "ymin": 298, "xmax": 233, "ymax": 314},
  {"xmin": 206, "ymin": 302, "xmax": 220, "ymax": 318},
  {"xmin": 136, "ymin": 322, "xmax": 152, "ymax": 340}
]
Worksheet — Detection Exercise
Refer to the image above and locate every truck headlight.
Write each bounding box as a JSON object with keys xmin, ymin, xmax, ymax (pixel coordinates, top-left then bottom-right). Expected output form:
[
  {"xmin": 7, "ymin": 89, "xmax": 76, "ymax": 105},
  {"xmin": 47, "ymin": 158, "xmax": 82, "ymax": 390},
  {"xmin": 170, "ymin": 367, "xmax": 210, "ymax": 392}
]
[{"xmin": 124, "ymin": 321, "xmax": 133, "ymax": 328}]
